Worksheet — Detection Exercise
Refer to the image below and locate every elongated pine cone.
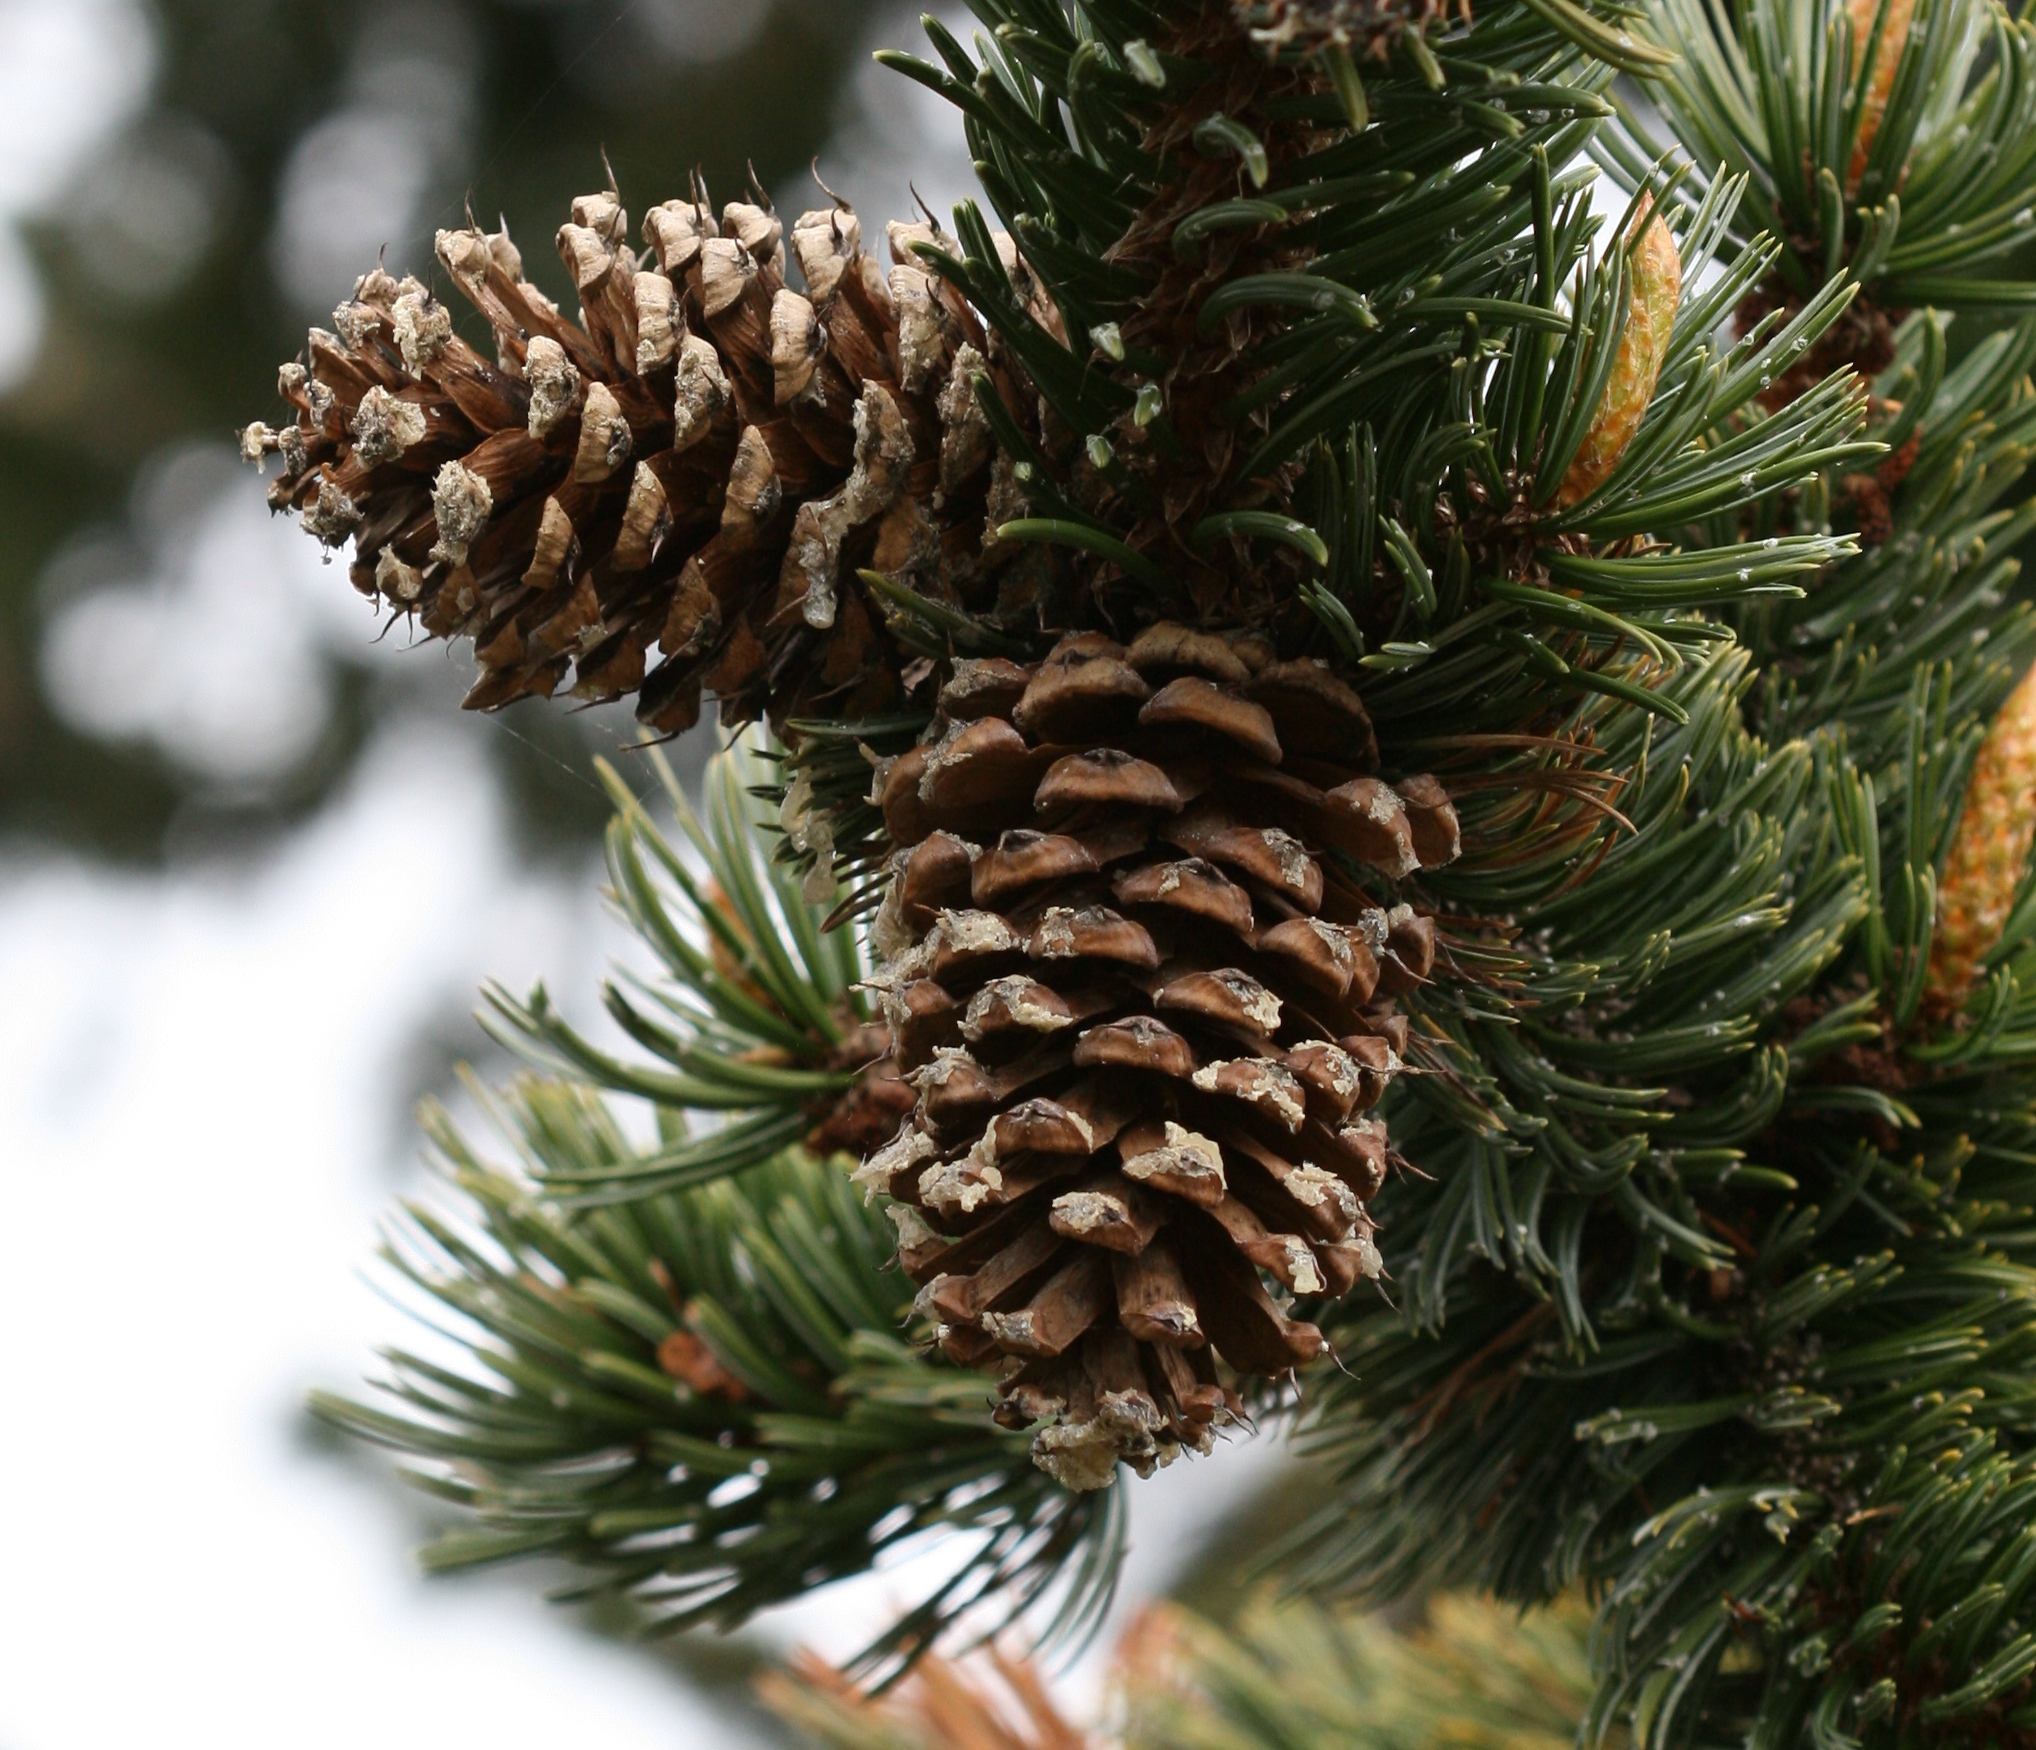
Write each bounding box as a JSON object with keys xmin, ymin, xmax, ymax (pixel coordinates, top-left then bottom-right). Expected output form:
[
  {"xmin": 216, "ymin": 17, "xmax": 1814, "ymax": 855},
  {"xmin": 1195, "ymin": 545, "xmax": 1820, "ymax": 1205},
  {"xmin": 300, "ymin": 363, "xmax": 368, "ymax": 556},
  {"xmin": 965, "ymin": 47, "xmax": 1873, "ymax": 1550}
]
[
  {"xmin": 243, "ymin": 185, "xmax": 1050, "ymax": 735},
  {"xmin": 1557, "ymin": 204, "xmax": 1680, "ymax": 508},
  {"xmin": 851, "ymin": 625, "xmax": 1459, "ymax": 1487},
  {"xmin": 1847, "ymin": 0, "xmax": 1915, "ymax": 189},
  {"xmin": 1927, "ymin": 657, "xmax": 2036, "ymax": 1007}
]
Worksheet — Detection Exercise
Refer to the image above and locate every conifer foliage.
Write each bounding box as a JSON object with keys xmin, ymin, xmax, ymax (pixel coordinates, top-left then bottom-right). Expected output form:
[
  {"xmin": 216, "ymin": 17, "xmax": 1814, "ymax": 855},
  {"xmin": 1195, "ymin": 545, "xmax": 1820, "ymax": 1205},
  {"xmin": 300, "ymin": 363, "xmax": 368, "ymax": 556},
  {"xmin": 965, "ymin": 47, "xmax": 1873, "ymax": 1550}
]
[
  {"xmin": 261, "ymin": 0, "xmax": 2036, "ymax": 1739},
  {"xmin": 761, "ymin": 1587, "xmax": 1596, "ymax": 1750}
]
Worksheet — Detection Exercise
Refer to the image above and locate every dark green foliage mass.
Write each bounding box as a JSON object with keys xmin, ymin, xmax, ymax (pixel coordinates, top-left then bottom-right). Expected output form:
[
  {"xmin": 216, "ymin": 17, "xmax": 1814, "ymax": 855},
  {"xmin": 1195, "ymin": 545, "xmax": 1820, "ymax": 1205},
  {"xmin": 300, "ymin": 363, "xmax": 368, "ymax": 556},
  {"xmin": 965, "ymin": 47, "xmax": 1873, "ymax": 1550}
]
[{"xmin": 1279, "ymin": 1, "xmax": 2036, "ymax": 1743}]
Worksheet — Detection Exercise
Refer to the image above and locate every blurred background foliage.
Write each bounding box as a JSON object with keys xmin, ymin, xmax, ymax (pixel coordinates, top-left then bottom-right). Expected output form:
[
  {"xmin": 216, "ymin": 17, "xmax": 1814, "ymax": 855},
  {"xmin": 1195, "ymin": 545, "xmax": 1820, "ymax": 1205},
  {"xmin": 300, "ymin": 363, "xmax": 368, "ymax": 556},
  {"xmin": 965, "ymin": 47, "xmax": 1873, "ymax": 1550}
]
[
  {"xmin": 0, "ymin": 0, "xmax": 959, "ymax": 864},
  {"xmin": 753, "ymin": 1578, "xmax": 1599, "ymax": 1750}
]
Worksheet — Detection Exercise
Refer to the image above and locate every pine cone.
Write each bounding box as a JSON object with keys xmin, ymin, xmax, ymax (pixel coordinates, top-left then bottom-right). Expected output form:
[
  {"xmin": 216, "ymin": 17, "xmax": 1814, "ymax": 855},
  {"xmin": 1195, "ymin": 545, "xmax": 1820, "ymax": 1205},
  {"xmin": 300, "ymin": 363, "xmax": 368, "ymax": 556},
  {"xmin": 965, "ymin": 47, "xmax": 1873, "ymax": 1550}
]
[
  {"xmin": 1847, "ymin": 0, "xmax": 1914, "ymax": 189},
  {"xmin": 243, "ymin": 187, "xmax": 1046, "ymax": 736},
  {"xmin": 807, "ymin": 1022, "xmax": 918, "ymax": 1158},
  {"xmin": 1557, "ymin": 204, "xmax": 1680, "ymax": 508},
  {"xmin": 1927, "ymin": 657, "xmax": 2036, "ymax": 1007},
  {"xmin": 1231, "ymin": 0, "xmax": 1450, "ymax": 58},
  {"xmin": 851, "ymin": 625, "xmax": 1459, "ymax": 1487}
]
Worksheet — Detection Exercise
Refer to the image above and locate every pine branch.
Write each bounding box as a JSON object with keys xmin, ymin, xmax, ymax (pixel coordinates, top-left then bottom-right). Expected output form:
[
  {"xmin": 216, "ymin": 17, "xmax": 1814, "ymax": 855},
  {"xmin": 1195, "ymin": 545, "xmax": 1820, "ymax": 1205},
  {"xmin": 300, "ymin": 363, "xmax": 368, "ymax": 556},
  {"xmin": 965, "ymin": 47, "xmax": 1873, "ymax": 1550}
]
[
  {"xmin": 761, "ymin": 1586, "xmax": 1595, "ymax": 1750},
  {"xmin": 312, "ymin": 1078, "xmax": 1120, "ymax": 1685},
  {"xmin": 1117, "ymin": 1589, "xmax": 1595, "ymax": 1750},
  {"xmin": 479, "ymin": 735, "xmax": 910, "ymax": 1202}
]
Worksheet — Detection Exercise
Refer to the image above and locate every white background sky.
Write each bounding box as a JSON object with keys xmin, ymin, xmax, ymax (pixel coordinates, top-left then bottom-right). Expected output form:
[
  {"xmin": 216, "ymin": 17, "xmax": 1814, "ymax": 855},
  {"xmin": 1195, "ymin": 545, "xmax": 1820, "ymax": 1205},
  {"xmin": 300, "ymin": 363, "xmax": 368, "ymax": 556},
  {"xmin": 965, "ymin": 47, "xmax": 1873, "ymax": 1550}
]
[{"xmin": 0, "ymin": 3, "xmax": 1288, "ymax": 1744}]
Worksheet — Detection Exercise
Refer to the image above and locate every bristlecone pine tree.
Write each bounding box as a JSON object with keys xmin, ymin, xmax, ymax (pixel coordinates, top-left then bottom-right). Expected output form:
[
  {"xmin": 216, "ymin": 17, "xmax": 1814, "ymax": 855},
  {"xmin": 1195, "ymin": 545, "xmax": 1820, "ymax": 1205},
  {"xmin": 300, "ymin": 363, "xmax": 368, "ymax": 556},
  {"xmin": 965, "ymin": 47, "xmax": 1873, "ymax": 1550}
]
[{"xmin": 269, "ymin": 0, "xmax": 2036, "ymax": 1738}]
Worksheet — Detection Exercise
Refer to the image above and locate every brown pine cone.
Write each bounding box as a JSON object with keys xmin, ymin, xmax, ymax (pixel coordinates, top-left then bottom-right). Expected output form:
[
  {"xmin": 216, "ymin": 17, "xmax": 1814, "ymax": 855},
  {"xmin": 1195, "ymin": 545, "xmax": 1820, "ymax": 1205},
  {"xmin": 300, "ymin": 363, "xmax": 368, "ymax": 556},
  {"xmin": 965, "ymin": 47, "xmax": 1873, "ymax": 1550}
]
[
  {"xmin": 1232, "ymin": 0, "xmax": 1451, "ymax": 58},
  {"xmin": 805, "ymin": 1022, "xmax": 918, "ymax": 1159},
  {"xmin": 243, "ymin": 186, "xmax": 1043, "ymax": 737},
  {"xmin": 850, "ymin": 624, "xmax": 1458, "ymax": 1487}
]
